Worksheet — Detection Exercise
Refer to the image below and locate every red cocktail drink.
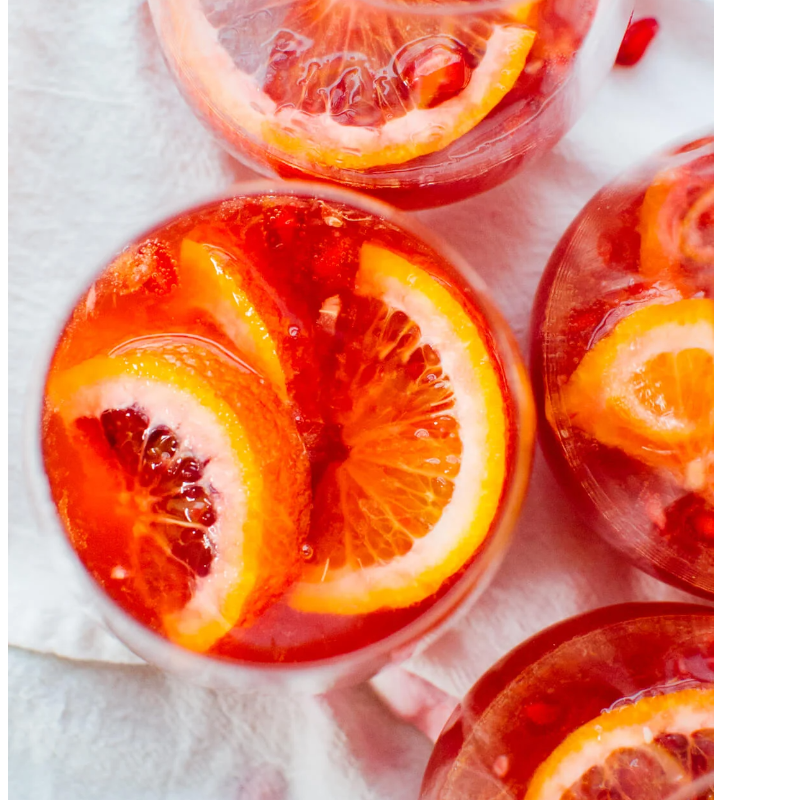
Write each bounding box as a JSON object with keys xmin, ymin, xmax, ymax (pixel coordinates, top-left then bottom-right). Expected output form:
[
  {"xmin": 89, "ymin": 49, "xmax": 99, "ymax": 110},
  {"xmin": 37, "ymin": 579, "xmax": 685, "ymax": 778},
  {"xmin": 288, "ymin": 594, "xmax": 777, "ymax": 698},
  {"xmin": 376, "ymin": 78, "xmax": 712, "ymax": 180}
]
[
  {"xmin": 148, "ymin": 0, "xmax": 633, "ymax": 208},
  {"xmin": 35, "ymin": 182, "xmax": 534, "ymax": 689},
  {"xmin": 531, "ymin": 137, "xmax": 714, "ymax": 596},
  {"xmin": 421, "ymin": 603, "xmax": 714, "ymax": 799}
]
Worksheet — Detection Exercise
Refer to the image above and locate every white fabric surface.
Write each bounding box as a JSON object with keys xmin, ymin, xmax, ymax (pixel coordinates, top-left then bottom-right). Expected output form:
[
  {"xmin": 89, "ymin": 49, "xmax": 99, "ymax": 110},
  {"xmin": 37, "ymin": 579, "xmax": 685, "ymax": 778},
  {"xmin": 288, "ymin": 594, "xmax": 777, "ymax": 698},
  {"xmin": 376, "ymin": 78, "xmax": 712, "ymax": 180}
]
[{"xmin": 8, "ymin": 0, "xmax": 713, "ymax": 796}]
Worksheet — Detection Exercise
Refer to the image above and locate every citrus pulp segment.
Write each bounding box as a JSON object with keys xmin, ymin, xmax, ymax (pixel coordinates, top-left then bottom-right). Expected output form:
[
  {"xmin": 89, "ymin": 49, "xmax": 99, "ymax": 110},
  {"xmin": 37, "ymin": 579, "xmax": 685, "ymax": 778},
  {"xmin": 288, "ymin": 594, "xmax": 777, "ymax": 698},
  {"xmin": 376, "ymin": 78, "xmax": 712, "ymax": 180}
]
[
  {"xmin": 43, "ymin": 340, "xmax": 310, "ymax": 652},
  {"xmin": 525, "ymin": 688, "xmax": 714, "ymax": 800},
  {"xmin": 290, "ymin": 242, "xmax": 509, "ymax": 614},
  {"xmin": 159, "ymin": 0, "xmax": 536, "ymax": 169}
]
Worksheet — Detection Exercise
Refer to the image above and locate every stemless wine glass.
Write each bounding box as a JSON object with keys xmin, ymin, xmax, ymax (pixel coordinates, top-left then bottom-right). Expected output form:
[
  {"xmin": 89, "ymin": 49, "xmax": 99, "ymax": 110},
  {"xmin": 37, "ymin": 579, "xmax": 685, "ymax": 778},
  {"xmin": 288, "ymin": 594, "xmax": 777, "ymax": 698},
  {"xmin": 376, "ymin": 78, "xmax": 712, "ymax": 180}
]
[
  {"xmin": 26, "ymin": 179, "xmax": 534, "ymax": 693},
  {"xmin": 531, "ymin": 135, "xmax": 714, "ymax": 597},
  {"xmin": 420, "ymin": 602, "xmax": 714, "ymax": 800},
  {"xmin": 147, "ymin": 0, "xmax": 633, "ymax": 208}
]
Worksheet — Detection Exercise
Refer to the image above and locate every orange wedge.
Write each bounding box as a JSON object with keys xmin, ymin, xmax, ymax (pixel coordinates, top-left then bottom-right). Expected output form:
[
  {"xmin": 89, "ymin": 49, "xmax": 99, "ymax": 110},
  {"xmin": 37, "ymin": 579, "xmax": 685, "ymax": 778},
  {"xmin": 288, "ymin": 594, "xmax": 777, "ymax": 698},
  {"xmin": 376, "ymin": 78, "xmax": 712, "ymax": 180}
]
[
  {"xmin": 43, "ymin": 339, "xmax": 310, "ymax": 652},
  {"xmin": 526, "ymin": 688, "xmax": 714, "ymax": 800},
  {"xmin": 156, "ymin": 0, "xmax": 536, "ymax": 170},
  {"xmin": 559, "ymin": 300, "xmax": 714, "ymax": 497},
  {"xmin": 290, "ymin": 243, "xmax": 509, "ymax": 614},
  {"xmin": 178, "ymin": 238, "xmax": 288, "ymax": 397}
]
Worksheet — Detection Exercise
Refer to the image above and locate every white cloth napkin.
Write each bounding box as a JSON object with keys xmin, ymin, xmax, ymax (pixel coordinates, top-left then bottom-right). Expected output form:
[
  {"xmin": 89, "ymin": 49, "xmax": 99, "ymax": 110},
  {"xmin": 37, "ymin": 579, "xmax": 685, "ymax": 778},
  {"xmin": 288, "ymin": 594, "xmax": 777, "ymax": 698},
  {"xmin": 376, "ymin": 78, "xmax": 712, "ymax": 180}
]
[{"xmin": 9, "ymin": 0, "xmax": 713, "ymax": 796}]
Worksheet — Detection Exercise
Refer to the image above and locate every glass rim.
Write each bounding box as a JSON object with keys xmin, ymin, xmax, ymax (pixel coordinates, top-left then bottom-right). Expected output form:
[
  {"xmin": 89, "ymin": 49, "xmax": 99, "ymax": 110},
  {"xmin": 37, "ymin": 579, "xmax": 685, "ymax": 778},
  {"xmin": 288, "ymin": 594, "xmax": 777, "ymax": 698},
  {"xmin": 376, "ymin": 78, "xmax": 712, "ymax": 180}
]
[
  {"xmin": 171, "ymin": 0, "xmax": 549, "ymax": 21},
  {"xmin": 471, "ymin": 600, "xmax": 715, "ymax": 684},
  {"xmin": 24, "ymin": 177, "xmax": 535, "ymax": 691}
]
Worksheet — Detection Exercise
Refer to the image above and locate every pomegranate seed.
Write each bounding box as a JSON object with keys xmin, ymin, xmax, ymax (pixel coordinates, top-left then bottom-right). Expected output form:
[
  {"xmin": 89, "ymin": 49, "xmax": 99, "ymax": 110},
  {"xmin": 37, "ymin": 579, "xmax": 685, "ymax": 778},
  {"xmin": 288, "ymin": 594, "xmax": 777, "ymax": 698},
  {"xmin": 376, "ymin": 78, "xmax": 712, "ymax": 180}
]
[
  {"xmin": 661, "ymin": 493, "xmax": 714, "ymax": 549},
  {"xmin": 396, "ymin": 37, "xmax": 472, "ymax": 109},
  {"xmin": 615, "ymin": 17, "xmax": 660, "ymax": 67}
]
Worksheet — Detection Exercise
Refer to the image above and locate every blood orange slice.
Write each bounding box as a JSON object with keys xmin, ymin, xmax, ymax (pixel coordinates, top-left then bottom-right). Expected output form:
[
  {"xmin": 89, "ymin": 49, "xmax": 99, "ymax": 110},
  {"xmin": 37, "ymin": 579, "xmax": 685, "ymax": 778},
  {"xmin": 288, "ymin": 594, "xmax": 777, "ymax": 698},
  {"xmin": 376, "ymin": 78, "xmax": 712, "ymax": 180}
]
[
  {"xmin": 43, "ymin": 338, "xmax": 310, "ymax": 652},
  {"xmin": 559, "ymin": 299, "xmax": 714, "ymax": 498},
  {"xmin": 290, "ymin": 242, "xmax": 509, "ymax": 614},
  {"xmin": 178, "ymin": 238, "xmax": 289, "ymax": 397},
  {"xmin": 53, "ymin": 236, "xmax": 289, "ymax": 394},
  {"xmin": 525, "ymin": 688, "xmax": 714, "ymax": 800},
  {"xmin": 640, "ymin": 157, "xmax": 714, "ymax": 296},
  {"xmin": 175, "ymin": 212, "xmax": 335, "ymax": 455},
  {"xmin": 154, "ymin": 0, "xmax": 536, "ymax": 169}
]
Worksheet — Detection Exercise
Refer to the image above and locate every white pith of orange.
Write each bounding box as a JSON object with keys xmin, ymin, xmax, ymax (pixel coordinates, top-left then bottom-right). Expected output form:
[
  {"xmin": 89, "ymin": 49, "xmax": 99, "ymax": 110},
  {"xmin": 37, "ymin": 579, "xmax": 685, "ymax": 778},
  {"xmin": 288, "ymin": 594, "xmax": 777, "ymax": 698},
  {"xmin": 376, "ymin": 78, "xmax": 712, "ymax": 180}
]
[{"xmin": 289, "ymin": 242, "xmax": 509, "ymax": 615}]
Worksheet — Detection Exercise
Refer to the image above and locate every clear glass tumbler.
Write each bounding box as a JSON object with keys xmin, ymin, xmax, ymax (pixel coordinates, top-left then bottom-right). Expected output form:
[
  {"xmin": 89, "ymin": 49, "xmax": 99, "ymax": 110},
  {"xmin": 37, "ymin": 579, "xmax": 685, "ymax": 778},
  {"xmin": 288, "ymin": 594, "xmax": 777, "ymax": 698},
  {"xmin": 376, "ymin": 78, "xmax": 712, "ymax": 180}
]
[
  {"xmin": 420, "ymin": 602, "xmax": 714, "ymax": 800},
  {"xmin": 531, "ymin": 135, "xmax": 714, "ymax": 597},
  {"xmin": 147, "ymin": 0, "xmax": 633, "ymax": 208},
  {"xmin": 27, "ymin": 179, "xmax": 534, "ymax": 693}
]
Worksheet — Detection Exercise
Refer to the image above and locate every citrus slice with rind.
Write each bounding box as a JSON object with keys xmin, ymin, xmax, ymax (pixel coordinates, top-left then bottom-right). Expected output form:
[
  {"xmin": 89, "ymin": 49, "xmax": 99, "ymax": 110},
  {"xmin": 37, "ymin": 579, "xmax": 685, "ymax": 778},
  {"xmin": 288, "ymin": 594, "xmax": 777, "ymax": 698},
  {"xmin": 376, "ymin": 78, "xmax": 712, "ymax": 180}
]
[
  {"xmin": 525, "ymin": 687, "xmax": 714, "ymax": 800},
  {"xmin": 640, "ymin": 158, "xmax": 714, "ymax": 296},
  {"xmin": 155, "ymin": 0, "xmax": 536, "ymax": 170},
  {"xmin": 43, "ymin": 339, "xmax": 310, "ymax": 652},
  {"xmin": 559, "ymin": 299, "xmax": 713, "ymax": 496},
  {"xmin": 179, "ymin": 238, "xmax": 288, "ymax": 398},
  {"xmin": 52, "ymin": 237, "xmax": 289, "ymax": 396},
  {"xmin": 290, "ymin": 242, "xmax": 509, "ymax": 614}
]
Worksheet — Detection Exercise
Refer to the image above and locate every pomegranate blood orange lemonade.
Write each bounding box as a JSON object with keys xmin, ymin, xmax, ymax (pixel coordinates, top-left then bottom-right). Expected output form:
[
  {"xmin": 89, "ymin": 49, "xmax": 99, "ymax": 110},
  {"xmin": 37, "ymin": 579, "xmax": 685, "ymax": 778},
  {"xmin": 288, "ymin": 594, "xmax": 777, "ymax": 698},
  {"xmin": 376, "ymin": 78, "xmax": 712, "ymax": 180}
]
[
  {"xmin": 420, "ymin": 603, "xmax": 714, "ymax": 800},
  {"xmin": 36, "ymin": 182, "xmax": 534, "ymax": 687},
  {"xmin": 148, "ymin": 0, "xmax": 633, "ymax": 208},
  {"xmin": 531, "ymin": 136, "xmax": 714, "ymax": 597}
]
